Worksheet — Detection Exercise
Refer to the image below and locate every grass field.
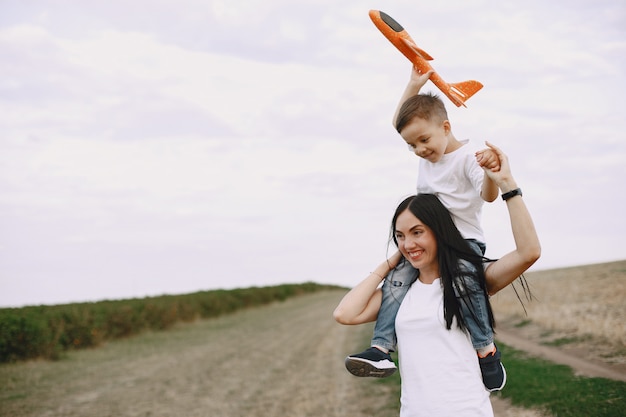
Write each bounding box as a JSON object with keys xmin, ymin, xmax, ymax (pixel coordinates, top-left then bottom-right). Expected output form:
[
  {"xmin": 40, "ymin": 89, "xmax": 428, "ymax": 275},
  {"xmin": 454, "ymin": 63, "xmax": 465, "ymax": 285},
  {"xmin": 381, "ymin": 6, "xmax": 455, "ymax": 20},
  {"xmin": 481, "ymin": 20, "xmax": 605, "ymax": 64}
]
[
  {"xmin": 490, "ymin": 259, "xmax": 626, "ymax": 369},
  {"xmin": 1, "ymin": 260, "xmax": 624, "ymax": 416},
  {"xmin": 378, "ymin": 259, "xmax": 626, "ymax": 416},
  {"xmin": 495, "ymin": 343, "xmax": 626, "ymax": 417}
]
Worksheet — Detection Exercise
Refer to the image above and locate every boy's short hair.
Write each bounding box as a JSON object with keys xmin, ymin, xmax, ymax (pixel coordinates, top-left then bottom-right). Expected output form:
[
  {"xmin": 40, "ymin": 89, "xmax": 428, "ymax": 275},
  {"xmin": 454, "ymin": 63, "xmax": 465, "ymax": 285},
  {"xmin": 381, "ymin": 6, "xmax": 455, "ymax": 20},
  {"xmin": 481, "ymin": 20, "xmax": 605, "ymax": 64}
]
[{"xmin": 395, "ymin": 92, "xmax": 449, "ymax": 133}]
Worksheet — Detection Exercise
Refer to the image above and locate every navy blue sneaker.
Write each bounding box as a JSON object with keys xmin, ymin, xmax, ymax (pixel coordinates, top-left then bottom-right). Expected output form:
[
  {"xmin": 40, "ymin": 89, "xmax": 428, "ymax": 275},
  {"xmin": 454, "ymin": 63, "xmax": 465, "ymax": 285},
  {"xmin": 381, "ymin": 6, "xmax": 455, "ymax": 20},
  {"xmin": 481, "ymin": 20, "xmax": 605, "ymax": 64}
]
[
  {"xmin": 479, "ymin": 345, "xmax": 507, "ymax": 391},
  {"xmin": 345, "ymin": 347, "xmax": 397, "ymax": 378}
]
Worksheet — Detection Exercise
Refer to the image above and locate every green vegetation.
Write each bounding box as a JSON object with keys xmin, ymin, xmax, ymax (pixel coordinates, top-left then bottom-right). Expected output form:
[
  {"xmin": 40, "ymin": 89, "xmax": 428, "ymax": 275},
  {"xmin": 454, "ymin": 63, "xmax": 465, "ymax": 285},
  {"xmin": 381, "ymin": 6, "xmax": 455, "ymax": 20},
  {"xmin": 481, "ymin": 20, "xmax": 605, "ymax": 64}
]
[
  {"xmin": 514, "ymin": 319, "xmax": 532, "ymax": 328},
  {"xmin": 373, "ymin": 353, "xmax": 401, "ymax": 414},
  {"xmin": 0, "ymin": 282, "xmax": 342, "ymax": 363},
  {"xmin": 378, "ymin": 343, "xmax": 626, "ymax": 417},
  {"xmin": 497, "ymin": 344, "xmax": 625, "ymax": 417},
  {"xmin": 543, "ymin": 335, "xmax": 592, "ymax": 347}
]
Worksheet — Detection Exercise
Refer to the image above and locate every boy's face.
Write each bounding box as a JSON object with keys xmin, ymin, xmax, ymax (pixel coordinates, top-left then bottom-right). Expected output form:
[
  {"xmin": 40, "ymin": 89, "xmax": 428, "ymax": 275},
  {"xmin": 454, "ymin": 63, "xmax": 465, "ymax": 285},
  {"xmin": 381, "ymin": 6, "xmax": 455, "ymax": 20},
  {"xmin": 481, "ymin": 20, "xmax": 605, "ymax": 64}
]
[{"xmin": 400, "ymin": 117, "xmax": 452, "ymax": 163}]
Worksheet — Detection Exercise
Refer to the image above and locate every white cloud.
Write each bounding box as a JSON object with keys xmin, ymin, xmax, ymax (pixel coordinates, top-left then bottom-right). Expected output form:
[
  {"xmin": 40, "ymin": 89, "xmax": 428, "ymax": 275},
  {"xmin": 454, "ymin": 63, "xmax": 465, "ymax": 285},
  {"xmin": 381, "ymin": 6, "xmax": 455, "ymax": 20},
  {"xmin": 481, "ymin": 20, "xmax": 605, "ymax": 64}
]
[{"xmin": 1, "ymin": 0, "xmax": 625, "ymax": 307}]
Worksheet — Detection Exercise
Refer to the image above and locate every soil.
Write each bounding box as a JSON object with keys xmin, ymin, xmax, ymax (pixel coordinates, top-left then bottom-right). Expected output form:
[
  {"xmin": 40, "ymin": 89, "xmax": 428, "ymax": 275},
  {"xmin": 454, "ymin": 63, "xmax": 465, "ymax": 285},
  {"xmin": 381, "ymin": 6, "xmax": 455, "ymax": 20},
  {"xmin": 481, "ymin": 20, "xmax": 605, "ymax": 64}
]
[
  {"xmin": 495, "ymin": 321, "xmax": 626, "ymax": 382},
  {"xmin": 1, "ymin": 290, "xmax": 623, "ymax": 417}
]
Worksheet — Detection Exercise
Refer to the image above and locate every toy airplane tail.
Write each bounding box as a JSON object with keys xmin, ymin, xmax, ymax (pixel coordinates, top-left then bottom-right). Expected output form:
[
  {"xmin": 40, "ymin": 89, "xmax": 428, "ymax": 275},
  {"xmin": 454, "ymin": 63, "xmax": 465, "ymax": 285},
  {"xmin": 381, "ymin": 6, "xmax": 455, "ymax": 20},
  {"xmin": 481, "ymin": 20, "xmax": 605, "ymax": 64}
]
[
  {"xmin": 447, "ymin": 80, "xmax": 484, "ymax": 107},
  {"xmin": 369, "ymin": 9, "xmax": 484, "ymax": 107}
]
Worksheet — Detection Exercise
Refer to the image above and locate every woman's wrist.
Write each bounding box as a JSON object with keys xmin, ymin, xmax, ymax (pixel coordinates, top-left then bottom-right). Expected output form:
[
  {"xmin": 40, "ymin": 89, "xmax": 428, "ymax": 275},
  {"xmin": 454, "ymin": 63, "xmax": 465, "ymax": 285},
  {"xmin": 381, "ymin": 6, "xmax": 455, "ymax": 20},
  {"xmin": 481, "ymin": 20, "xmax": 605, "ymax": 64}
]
[
  {"xmin": 372, "ymin": 261, "xmax": 393, "ymax": 281},
  {"xmin": 498, "ymin": 179, "xmax": 518, "ymax": 194},
  {"xmin": 370, "ymin": 271, "xmax": 385, "ymax": 281}
]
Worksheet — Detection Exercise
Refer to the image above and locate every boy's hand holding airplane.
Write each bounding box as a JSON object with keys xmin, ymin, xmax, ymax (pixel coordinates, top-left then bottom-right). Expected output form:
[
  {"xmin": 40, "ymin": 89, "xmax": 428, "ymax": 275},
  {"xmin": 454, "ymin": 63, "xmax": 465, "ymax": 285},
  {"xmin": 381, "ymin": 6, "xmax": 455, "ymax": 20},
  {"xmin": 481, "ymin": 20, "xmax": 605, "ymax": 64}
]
[{"xmin": 407, "ymin": 67, "xmax": 433, "ymax": 92}]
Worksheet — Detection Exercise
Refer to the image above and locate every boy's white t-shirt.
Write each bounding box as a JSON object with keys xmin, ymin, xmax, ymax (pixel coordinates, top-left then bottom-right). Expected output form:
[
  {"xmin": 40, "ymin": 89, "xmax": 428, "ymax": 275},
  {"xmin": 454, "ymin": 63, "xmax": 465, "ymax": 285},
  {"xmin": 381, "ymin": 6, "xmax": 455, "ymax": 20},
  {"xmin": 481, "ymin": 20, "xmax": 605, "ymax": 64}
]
[
  {"xmin": 396, "ymin": 278, "xmax": 493, "ymax": 417},
  {"xmin": 416, "ymin": 139, "xmax": 485, "ymax": 243}
]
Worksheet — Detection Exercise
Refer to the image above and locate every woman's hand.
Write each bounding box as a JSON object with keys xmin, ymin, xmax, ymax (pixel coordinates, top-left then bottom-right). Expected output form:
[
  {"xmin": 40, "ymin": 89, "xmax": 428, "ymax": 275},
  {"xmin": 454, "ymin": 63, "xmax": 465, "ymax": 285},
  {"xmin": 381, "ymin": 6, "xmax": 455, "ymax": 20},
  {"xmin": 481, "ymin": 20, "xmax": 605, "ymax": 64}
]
[
  {"xmin": 476, "ymin": 148, "xmax": 500, "ymax": 172},
  {"xmin": 482, "ymin": 141, "xmax": 518, "ymax": 193},
  {"xmin": 387, "ymin": 250, "xmax": 403, "ymax": 270}
]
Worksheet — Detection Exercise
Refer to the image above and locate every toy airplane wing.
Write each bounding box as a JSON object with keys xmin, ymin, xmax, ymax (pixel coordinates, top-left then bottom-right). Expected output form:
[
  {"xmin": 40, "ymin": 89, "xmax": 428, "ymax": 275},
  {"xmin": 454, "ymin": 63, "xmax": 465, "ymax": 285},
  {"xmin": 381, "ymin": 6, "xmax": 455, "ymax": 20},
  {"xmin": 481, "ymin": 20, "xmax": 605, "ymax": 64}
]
[
  {"xmin": 401, "ymin": 38, "xmax": 433, "ymax": 61},
  {"xmin": 369, "ymin": 9, "xmax": 482, "ymax": 107}
]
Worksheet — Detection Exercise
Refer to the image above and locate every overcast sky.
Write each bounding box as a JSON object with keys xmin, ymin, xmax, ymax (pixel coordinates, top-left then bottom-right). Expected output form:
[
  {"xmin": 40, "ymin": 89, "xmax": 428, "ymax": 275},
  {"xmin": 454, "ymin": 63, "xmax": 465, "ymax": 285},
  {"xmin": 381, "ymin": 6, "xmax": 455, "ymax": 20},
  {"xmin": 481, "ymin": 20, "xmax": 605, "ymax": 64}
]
[{"xmin": 1, "ymin": 0, "xmax": 625, "ymax": 307}]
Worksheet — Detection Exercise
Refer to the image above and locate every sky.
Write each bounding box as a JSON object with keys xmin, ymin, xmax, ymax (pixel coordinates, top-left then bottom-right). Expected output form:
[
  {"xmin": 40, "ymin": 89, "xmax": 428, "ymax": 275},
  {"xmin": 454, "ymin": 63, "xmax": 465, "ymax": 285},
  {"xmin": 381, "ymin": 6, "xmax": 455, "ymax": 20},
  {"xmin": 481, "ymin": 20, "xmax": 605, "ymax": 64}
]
[{"xmin": 1, "ymin": 0, "xmax": 625, "ymax": 307}]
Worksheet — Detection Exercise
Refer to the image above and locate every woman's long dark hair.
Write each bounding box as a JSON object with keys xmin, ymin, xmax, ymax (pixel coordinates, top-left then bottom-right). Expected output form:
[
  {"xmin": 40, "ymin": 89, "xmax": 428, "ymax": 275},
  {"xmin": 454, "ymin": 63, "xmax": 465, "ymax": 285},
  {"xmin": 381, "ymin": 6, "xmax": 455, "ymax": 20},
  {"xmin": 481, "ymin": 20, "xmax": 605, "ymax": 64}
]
[{"xmin": 390, "ymin": 194, "xmax": 495, "ymax": 333}]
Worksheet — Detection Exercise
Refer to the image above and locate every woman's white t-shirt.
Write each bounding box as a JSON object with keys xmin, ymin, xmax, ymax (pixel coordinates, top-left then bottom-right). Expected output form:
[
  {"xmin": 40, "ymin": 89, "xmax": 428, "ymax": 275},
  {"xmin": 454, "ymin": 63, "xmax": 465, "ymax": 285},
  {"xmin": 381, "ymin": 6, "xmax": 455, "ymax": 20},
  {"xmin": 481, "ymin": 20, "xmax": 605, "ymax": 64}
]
[{"xmin": 395, "ymin": 278, "xmax": 493, "ymax": 417}]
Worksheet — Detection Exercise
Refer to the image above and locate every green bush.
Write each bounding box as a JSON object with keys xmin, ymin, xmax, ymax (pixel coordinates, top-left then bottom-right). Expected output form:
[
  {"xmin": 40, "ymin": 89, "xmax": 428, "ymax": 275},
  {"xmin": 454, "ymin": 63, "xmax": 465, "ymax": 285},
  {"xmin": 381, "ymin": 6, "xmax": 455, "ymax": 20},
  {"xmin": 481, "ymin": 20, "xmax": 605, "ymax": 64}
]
[
  {"xmin": 0, "ymin": 309, "xmax": 50, "ymax": 362},
  {"xmin": 0, "ymin": 282, "xmax": 342, "ymax": 363}
]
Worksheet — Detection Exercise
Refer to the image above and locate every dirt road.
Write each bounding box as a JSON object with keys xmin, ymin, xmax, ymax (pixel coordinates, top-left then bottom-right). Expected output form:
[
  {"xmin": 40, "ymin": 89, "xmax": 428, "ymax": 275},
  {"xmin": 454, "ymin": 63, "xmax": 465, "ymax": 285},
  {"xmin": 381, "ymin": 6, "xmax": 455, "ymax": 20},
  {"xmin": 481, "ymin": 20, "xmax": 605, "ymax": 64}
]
[
  {"xmin": 2, "ymin": 290, "xmax": 602, "ymax": 417},
  {"xmin": 2, "ymin": 291, "xmax": 397, "ymax": 417},
  {"xmin": 495, "ymin": 326, "xmax": 626, "ymax": 382}
]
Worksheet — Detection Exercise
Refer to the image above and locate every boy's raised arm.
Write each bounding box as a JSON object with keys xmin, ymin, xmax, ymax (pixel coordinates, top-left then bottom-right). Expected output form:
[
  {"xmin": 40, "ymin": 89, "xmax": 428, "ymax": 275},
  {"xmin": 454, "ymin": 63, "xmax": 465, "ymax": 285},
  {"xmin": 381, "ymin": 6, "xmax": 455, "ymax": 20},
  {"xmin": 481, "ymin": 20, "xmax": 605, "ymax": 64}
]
[{"xmin": 392, "ymin": 67, "xmax": 433, "ymax": 129}]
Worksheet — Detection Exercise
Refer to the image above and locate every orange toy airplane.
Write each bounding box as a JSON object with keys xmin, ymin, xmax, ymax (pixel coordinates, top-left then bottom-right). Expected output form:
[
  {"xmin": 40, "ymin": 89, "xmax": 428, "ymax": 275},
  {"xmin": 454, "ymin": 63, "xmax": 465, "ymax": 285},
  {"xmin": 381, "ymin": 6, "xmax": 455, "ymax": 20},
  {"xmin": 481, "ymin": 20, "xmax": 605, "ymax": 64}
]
[{"xmin": 369, "ymin": 10, "xmax": 483, "ymax": 107}]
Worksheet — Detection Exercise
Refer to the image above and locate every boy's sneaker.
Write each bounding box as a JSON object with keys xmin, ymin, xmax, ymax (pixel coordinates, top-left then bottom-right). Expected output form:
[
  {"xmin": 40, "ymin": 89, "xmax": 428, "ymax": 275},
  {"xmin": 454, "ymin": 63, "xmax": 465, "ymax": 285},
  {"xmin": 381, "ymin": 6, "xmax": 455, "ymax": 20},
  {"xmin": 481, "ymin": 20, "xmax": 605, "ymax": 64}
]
[
  {"xmin": 345, "ymin": 347, "xmax": 397, "ymax": 378},
  {"xmin": 478, "ymin": 345, "xmax": 507, "ymax": 391}
]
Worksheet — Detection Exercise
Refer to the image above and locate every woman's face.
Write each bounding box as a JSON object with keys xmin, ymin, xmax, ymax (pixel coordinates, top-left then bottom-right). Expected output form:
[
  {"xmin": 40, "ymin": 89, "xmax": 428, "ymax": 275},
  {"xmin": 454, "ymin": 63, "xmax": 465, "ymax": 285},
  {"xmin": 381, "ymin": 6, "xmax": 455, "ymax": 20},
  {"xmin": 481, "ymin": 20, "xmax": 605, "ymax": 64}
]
[{"xmin": 395, "ymin": 208, "xmax": 439, "ymax": 276}]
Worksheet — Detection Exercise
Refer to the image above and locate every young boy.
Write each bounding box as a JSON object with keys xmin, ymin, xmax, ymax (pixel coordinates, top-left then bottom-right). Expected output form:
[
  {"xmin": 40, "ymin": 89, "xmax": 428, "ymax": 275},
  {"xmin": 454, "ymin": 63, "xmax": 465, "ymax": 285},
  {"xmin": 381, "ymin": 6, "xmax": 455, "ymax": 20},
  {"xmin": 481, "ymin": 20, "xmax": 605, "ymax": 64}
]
[{"xmin": 345, "ymin": 67, "xmax": 507, "ymax": 392}]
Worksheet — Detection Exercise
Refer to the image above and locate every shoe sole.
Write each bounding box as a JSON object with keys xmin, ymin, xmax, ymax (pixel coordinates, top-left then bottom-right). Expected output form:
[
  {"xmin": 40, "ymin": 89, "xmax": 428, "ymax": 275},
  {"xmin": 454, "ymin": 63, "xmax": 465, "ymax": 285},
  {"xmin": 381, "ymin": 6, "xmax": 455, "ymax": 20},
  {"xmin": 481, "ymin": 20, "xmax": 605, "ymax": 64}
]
[{"xmin": 344, "ymin": 357, "xmax": 397, "ymax": 378}]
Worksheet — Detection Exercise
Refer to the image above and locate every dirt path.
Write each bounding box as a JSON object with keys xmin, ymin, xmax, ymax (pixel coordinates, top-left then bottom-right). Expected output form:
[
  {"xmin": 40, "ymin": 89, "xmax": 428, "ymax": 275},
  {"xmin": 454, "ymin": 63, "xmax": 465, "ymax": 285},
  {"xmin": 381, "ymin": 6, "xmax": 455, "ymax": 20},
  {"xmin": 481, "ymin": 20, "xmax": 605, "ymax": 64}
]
[
  {"xmin": 495, "ymin": 326, "xmax": 626, "ymax": 382},
  {"xmin": 1, "ymin": 291, "xmax": 397, "ymax": 417},
  {"xmin": 3, "ymin": 290, "xmax": 621, "ymax": 417}
]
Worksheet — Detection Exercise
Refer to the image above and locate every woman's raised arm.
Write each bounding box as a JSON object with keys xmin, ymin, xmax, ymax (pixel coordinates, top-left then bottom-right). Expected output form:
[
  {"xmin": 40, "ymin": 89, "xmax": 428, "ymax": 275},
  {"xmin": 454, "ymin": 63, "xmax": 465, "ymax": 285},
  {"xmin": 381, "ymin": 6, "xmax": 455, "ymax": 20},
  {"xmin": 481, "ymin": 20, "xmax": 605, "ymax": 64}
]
[{"xmin": 480, "ymin": 142, "xmax": 541, "ymax": 295}]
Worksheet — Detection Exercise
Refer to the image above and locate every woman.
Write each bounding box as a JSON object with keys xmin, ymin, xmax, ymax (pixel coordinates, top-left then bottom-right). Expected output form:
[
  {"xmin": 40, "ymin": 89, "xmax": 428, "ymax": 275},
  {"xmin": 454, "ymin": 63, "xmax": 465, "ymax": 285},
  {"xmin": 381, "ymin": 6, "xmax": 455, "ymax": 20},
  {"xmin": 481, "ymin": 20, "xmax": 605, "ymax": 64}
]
[{"xmin": 333, "ymin": 143, "xmax": 540, "ymax": 416}]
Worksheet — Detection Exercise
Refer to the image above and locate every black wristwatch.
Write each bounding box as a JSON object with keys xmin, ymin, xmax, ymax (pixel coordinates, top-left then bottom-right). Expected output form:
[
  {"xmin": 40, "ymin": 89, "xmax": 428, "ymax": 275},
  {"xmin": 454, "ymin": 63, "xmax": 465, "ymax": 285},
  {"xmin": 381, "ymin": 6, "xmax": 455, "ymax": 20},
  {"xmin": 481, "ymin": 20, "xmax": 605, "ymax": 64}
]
[{"xmin": 501, "ymin": 188, "xmax": 523, "ymax": 201}]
